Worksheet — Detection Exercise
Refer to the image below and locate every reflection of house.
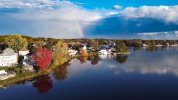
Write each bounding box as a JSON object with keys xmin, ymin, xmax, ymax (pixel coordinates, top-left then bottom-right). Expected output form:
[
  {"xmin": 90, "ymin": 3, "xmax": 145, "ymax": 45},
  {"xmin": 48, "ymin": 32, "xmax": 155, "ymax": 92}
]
[{"xmin": 0, "ymin": 48, "xmax": 18, "ymax": 67}]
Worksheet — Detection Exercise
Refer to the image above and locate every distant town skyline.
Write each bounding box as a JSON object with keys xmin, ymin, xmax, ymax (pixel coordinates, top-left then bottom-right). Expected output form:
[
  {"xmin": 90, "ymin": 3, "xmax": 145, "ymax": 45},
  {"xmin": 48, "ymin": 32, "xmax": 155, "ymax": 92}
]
[{"xmin": 0, "ymin": 0, "xmax": 178, "ymax": 39}]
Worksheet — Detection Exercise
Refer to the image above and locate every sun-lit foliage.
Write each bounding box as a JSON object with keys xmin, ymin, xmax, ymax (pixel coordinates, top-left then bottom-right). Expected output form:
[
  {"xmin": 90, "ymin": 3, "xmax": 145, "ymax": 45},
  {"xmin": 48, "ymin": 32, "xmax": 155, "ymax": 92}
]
[
  {"xmin": 5, "ymin": 34, "xmax": 28, "ymax": 52},
  {"xmin": 53, "ymin": 40, "xmax": 69, "ymax": 66},
  {"xmin": 32, "ymin": 47, "xmax": 53, "ymax": 69}
]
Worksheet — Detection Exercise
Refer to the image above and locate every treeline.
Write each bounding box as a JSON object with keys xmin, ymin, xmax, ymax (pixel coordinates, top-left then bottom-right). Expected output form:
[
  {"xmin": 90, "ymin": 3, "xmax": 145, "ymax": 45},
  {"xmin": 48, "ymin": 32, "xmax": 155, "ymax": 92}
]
[{"xmin": 1, "ymin": 35, "xmax": 178, "ymax": 49}]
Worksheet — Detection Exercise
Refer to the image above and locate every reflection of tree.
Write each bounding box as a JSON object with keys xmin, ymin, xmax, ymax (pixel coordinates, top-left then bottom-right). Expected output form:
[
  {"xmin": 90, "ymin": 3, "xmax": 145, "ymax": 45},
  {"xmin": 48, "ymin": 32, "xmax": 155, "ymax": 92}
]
[
  {"xmin": 133, "ymin": 47, "xmax": 141, "ymax": 51},
  {"xmin": 80, "ymin": 56, "xmax": 87, "ymax": 64},
  {"xmin": 53, "ymin": 64, "xmax": 68, "ymax": 81},
  {"xmin": 116, "ymin": 54, "xmax": 128, "ymax": 64},
  {"xmin": 91, "ymin": 55, "xmax": 100, "ymax": 65},
  {"xmin": 33, "ymin": 75, "xmax": 53, "ymax": 94},
  {"xmin": 146, "ymin": 47, "xmax": 157, "ymax": 52}
]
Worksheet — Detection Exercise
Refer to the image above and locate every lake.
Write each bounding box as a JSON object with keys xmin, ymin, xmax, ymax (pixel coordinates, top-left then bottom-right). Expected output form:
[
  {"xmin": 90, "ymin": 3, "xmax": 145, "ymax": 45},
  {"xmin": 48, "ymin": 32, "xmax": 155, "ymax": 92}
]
[{"xmin": 1, "ymin": 47, "xmax": 178, "ymax": 100}]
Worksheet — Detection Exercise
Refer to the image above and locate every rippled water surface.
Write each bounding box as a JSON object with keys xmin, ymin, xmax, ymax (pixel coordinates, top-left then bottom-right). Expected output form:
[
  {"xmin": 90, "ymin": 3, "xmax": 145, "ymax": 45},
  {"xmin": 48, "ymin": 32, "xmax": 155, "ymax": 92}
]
[{"xmin": 1, "ymin": 48, "xmax": 178, "ymax": 100}]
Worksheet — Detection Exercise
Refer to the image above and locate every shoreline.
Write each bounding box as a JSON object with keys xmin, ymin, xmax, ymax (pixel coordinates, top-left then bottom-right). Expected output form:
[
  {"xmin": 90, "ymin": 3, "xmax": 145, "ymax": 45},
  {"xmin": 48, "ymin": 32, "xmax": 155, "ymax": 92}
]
[
  {"xmin": 0, "ymin": 53, "xmax": 98, "ymax": 87},
  {"xmin": 0, "ymin": 60, "xmax": 70, "ymax": 87}
]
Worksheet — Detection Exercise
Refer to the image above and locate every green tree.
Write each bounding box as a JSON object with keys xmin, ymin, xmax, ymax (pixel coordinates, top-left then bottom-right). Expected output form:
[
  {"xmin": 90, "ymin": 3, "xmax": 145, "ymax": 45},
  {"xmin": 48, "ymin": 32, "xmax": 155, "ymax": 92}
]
[
  {"xmin": 5, "ymin": 34, "xmax": 28, "ymax": 52},
  {"xmin": 115, "ymin": 43, "xmax": 128, "ymax": 53},
  {"xmin": 53, "ymin": 40, "xmax": 69, "ymax": 66}
]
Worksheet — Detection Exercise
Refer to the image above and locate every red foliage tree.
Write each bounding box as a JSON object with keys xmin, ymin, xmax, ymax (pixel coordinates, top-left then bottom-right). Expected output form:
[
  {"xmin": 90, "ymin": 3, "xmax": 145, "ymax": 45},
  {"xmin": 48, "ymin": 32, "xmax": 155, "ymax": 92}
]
[{"xmin": 32, "ymin": 47, "xmax": 53, "ymax": 69}]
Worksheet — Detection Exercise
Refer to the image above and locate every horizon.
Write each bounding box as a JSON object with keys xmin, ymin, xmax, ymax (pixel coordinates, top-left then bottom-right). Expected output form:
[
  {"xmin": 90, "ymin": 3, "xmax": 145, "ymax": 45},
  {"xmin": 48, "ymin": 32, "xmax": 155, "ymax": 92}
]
[{"xmin": 0, "ymin": 0, "xmax": 178, "ymax": 39}]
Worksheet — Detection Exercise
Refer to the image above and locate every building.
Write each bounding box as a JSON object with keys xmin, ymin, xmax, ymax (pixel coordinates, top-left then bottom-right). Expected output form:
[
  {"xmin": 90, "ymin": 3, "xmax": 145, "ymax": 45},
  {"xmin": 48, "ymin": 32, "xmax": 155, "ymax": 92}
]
[
  {"xmin": 0, "ymin": 48, "xmax": 18, "ymax": 67},
  {"xmin": 19, "ymin": 49, "xmax": 29, "ymax": 56},
  {"xmin": 68, "ymin": 49, "xmax": 78, "ymax": 56},
  {"xmin": 19, "ymin": 48, "xmax": 30, "ymax": 61}
]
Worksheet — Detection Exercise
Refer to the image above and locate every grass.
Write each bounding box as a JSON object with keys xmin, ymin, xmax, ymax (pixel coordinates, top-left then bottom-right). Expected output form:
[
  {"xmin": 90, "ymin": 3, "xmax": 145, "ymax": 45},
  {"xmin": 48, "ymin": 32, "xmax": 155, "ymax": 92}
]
[{"xmin": 0, "ymin": 58, "xmax": 70, "ymax": 87}]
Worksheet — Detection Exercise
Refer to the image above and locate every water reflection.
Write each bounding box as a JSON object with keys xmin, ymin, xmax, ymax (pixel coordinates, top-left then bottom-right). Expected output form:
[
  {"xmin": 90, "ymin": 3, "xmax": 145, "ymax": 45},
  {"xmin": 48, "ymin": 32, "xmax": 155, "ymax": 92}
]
[
  {"xmin": 2, "ymin": 48, "xmax": 178, "ymax": 94},
  {"xmin": 32, "ymin": 75, "xmax": 53, "ymax": 94},
  {"xmin": 53, "ymin": 64, "xmax": 68, "ymax": 81},
  {"xmin": 115, "ymin": 54, "xmax": 128, "ymax": 64},
  {"xmin": 88, "ymin": 55, "xmax": 101, "ymax": 65},
  {"xmin": 79, "ymin": 56, "xmax": 87, "ymax": 64}
]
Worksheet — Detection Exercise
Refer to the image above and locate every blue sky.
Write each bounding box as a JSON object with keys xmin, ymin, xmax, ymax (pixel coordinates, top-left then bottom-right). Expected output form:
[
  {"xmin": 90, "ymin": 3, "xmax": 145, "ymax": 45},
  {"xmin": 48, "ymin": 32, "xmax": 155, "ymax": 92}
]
[
  {"xmin": 0, "ymin": 0, "xmax": 178, "ymax": 39},
  {"xmin": 70, "ymin": 0, "xmax": 178, "ymax": 9}
]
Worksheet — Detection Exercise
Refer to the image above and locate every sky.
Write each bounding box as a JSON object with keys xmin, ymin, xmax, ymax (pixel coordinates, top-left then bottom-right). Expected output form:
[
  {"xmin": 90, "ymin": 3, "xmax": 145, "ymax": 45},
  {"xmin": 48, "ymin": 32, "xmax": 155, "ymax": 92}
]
[{"xmin": 0, "ymin": 0, "xmax": 178, "ymax": 39}]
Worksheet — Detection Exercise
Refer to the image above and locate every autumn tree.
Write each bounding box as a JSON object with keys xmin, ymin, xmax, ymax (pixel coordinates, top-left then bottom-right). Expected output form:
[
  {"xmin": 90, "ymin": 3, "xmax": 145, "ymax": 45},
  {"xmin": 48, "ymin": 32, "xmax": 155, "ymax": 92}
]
[
  {"xmin": 5, "ymin": 34, "xmax": 28, "ymax": 52},
  {"xmin": 91, "ymin": 40, "xmax": 99, "ymax": 51},
  {"xmin": 32, "ymin": 47, "xmax": 53, "ymax": 69},
  {"xmin": 80, "ymin": 49, "xmax": 88, "ymax": 57},
  {"xmin": 53, "ymin": 40, "xmax": 69, "ymax": 66}
]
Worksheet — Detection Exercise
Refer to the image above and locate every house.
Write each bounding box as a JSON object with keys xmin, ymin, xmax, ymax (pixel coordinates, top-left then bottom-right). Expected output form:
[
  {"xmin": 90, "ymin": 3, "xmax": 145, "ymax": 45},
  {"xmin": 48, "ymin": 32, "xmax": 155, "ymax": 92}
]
[
  {"xmin": 99, "ymin": 49, "xmax": 108, "ymax": 55},
  {"xmin": 99, "ymin": 46, "xmax": 111, "ymax": 55},
  {"xmin": 0, "ymin": 70, "xmax": 16, "ymax": 80},
  {"xmin": 68, "ymin": 49, "xmax": 78, "ymax": 57},
  {"xmin": 19, "ymin": 48, "xmax": 29, "ymax": 56},
  {"xmin": 156, "ymin": 44, "xmax": 163, "ymax": 47},
  {"xmin": 143, "ymin": 44, "xmax": 149, "ymax": 47},
  {"xmin": 0, "ymin": 70, "xmax": 7, "ymax": 75},
  {"xmin": 171, "ymin": 44, "xmax": 177, "ymax": 47},
  {"xmin": 79, "ymin": 44, "xmax": 87, "ymax": 50},
  {"xmin": 19, "ymin": 48, "xmax": 30, "ymax": 60},
  {"xmin": 0, "ymin": 48, "xmax": 18, "ymax": 67}
]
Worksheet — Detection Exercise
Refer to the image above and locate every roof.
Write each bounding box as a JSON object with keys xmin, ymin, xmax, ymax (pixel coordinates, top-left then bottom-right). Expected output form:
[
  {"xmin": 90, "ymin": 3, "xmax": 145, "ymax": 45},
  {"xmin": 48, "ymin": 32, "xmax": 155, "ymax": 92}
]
[{"xmin": 0, "ymin": 48, "xmax": 17, "ymax": 56}]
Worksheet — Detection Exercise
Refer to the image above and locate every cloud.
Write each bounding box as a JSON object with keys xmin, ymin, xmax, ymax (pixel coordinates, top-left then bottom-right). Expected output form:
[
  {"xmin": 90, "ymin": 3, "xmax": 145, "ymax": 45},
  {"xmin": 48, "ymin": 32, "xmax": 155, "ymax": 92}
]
[
  {"xmin": 1, "ymin": 1, "xmax": 178, "ymax": 39},
  {"xmin": 121, "ymin": 5, "xmax": 178, "ymax": 23},
  {"xmin": 112, "ymin": 5, "xmax": 122, "ymax": 9},
  {"xmin": 137, "ymin": 31, "xmax": 178, "ymax": 39},
  {"xmin": 0, "ymin": 0, "xmax": 102, "ymax": 38}
]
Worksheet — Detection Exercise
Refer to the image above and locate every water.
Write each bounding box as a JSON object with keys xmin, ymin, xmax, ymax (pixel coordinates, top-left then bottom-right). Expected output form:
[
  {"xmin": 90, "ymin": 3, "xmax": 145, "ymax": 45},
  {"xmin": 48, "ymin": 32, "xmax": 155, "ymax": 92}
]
[{"xmin": 1, "ymin": 47, "xmax": 178, "ymax": 100}]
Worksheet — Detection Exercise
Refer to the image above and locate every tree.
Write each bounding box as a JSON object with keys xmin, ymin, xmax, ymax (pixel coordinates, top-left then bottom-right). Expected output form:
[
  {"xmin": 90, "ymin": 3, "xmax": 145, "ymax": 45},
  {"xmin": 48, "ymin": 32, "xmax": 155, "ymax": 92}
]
[
  {"xmin": 32, "ymin": 47, "xmax": 53, "ymax": 69},
  {"xmin": 5, "ymin": 34, "xmax": 28, "ymax": 52},
  {"xmin": 91, "ymin": 41, "xmax": 99, "ymax": 51},
  {"xmin": 133, "ymin": 40, "xmax": 142, "ymax": 47},
  {"xmin": 53, "ymin": 40, "xmax": 69, "ymax": 66},
  {"xmin": 80, "ymin": 49, "xmax": 88, "ymax": 57},
  {"xmin": 115, "ymin": 43, "xmax": 128, "ymax": 53}
]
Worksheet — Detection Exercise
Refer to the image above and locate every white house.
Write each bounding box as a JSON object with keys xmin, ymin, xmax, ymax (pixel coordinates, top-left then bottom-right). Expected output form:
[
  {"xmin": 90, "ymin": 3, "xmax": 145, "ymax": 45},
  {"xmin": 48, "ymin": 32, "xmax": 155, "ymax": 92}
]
[
  {"xmin": 156, "ymin": 44, "xmax": 163, "ymax": 47},
  {"xmin": 99, "ymin": 49, "xmax": 108, "ymax": 55},
  {"xmin": 143, "ymin": 44, "xmax": 149, "ymax": 47},
  {"xmin": 68, "ymin": 49, "xmax": 77, "ymax": 56},
  {"xmin": 0, "ymin": 70, "xmax": 16, "ymax": 80},
  {"xmin": 0, "ymin": 48, "xmax": 18, "ymax": 67},
  {"xmin": 19, "ymin": 49, "xmax": 29, "ymax": 56},
  {"xmin": 19, "ymin": 49, "xmax": 30, "ymax": 61},
  {"xmin": 0, "ymin": 70, "xmax": 7, "ymax": 75},
  {"xmin": 81, "ymin": 45, "xmax": 87, "ymax": 50}
]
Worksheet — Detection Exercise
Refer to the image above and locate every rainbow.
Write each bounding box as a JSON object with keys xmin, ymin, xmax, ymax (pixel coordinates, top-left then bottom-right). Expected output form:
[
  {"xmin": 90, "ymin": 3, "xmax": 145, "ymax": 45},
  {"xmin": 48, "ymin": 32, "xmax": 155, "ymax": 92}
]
[{"xmin": 75, "ymin": 21, "xmax": 84, "ymax": 38}]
